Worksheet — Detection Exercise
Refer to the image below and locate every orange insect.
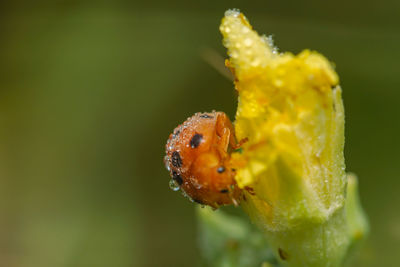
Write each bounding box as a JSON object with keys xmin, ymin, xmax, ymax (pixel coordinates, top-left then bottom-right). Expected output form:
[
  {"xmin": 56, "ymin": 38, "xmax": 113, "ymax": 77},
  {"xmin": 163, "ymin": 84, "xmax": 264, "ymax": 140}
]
[{"xmin": 164, "ymin": 111, "xmax": 245, "ymax": 208}]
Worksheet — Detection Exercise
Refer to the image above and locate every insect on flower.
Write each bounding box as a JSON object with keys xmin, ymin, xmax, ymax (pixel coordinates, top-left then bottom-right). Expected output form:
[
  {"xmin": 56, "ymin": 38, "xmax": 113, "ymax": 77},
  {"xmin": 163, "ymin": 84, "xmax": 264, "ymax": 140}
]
[{"xmin": 164, "ymin": 111, "xmax": 245, "ymax": 208}]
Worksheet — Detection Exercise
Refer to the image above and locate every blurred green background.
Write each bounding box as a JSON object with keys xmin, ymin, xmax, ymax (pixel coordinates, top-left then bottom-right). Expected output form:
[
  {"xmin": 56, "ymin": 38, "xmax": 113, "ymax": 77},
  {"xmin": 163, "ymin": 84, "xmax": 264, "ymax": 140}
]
[{"xmin": 1, "ymin": 1, "xmax": 399, "ymax": 266}]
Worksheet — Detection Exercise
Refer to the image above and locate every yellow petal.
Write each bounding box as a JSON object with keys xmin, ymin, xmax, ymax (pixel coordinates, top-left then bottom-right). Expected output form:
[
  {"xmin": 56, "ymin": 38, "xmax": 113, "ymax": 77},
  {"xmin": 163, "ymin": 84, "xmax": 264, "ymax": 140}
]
[{"xmin": 221, "ymin": 10, "xmax": 346, "ymax": 220}]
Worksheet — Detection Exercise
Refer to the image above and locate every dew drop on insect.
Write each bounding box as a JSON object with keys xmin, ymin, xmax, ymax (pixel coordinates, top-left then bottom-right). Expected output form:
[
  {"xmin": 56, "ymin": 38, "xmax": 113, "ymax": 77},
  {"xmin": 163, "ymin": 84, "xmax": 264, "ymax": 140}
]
[
  {"xmin": 169, "ymin": 179, "xmax": 180, "ymax": 191},
  {"xmin": 164, "ymin": 156, "xmax": 170, "ymax": 171},
  {"xmin": 180, "ymin": 190, "xmax": 194, "ymax": 202}
]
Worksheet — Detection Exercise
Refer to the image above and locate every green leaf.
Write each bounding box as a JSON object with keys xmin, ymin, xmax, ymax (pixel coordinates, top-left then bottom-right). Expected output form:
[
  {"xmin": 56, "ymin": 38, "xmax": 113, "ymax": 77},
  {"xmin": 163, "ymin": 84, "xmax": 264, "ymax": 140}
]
[{"xmin": 197, "ymin": 206, "xmax": 278, "ymax": 267}]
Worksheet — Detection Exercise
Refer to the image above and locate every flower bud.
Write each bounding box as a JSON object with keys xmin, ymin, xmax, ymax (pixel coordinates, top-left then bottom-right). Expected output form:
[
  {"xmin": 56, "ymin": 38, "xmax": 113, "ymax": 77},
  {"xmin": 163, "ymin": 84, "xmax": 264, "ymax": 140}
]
[{"xmin": 220, "ymin": 10, "xmax": 368, "ymax": 267}]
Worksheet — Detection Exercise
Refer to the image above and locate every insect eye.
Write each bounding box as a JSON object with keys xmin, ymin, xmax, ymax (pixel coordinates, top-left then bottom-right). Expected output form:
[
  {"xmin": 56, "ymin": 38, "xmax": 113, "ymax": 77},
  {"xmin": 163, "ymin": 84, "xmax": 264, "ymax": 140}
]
[{"xmin": 190, "ymin": 134, "xmax": 203, "ymax": 148}]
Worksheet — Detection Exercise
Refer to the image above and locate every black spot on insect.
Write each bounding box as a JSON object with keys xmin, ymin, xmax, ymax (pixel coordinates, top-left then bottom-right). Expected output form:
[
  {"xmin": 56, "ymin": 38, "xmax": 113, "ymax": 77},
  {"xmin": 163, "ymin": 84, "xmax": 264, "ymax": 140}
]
[
  {"xmin": 171, "ymin": 151, "xmax": 182, "ymax": 168},
  {"xmin": 172, "ymin": 129, "xmax": 181, "ymax": 138},
  {"xmin": 278, "ymin": 248, "xmax": 289, "ymax": 260},
  {"xmin": 217, "ymin": 166, "xmax": 226, "ymax": 173},
  {"xmin": 200, "ymin": 114, "xmax": 213, "ymax": 119},
  {"xmin": 172, "ymin": 171, "xmax": 183, "ymax": 185},
  {"xmin": 193, "ymin": 199, "xmax": 204, "ymax": 205},
  {"xmin": 190, "ymin": 134, "xmax": 203, "ymax": 148},
  {"xmin": 220, "ymin": 189, "xmax": 229, "ymax": 193}
]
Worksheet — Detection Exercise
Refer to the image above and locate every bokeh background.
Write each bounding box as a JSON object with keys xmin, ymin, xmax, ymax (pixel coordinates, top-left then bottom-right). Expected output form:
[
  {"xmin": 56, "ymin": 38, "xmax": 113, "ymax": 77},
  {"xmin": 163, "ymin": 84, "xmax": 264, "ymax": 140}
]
[{"xmin": 1, "ymin": 1, "xmax": 399, "ymax": 266}]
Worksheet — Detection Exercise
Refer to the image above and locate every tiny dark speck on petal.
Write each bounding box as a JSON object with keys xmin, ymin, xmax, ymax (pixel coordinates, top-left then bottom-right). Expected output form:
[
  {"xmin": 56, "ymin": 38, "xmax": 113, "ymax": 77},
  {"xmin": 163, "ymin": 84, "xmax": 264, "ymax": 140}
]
[
  {"xmin": 190, "ymin": 134, "xmax": 203, "ymax": 148},
  {"xmin": 220, "ymin": 189, "xmax": 229, "ymax": 193}
]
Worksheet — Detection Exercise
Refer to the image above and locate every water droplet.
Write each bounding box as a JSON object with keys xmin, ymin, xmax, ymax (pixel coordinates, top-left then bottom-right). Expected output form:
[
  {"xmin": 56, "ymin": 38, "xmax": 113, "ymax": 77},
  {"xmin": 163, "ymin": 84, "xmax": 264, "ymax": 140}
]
[
  {"xmin": 244, "ymin": 38, "xmax": 253, "ymax": 47},
  {"xmin": 223, "ymin": 39, "xmax": 230, "ymax": 47},
  {"xmin": 242, "ymin": 27, "xmax": 250, "ymax": 34},
  {"xmin": 164, "ymin": 156, "xmax": 170, "ymax": 171},
  {"xmin": 169, "ymin": 179, "xmax": 180, "ymax": 191},
  {"xmin": 274, "ymin": 79, "xmax": 284, "ymax": 87},
  {"xmin": 180, "ymin": 190, "xmax": 193, "ymax": 202},
  {"xmin": 230, "ymin": 51, "xmax": 239, "ymax": 59},
  {"xmin": 193, "ymin": 181, "xmax": 202, "ymax": 190},
  {"xmin": 225, "ymin": 9, "xmax": 240, "ymax": 18},
  {"xmin": 250, "ymin": 59, "xmax": 261, "ymax": 67},
  {"xmin": 262, "ymin": 35, "xmax": 279, "ymax": 54}
]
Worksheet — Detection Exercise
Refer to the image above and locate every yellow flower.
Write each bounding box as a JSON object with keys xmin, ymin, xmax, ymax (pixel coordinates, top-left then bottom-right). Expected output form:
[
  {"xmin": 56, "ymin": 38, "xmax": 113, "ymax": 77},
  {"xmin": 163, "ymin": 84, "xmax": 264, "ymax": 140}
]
[{"xmin": 220, "ymin": 10, "xmax": 368, "ymax": 267}]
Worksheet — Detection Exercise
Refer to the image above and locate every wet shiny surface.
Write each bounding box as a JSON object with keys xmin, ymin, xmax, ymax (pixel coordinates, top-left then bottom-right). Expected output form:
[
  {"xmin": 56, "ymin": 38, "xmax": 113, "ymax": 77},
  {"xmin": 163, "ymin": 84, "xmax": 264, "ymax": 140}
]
[{"xmin": 0, "ymin": 1, "xmax": 399, "ymax": 266}]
